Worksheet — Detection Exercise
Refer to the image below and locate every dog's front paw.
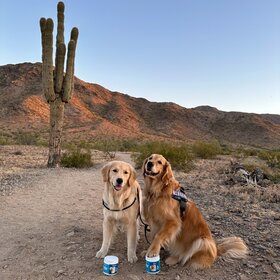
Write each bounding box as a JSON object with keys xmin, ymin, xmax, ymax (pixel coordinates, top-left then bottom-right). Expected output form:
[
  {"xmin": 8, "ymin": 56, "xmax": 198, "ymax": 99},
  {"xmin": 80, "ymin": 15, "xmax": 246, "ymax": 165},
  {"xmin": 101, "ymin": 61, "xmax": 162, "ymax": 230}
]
[
  {"xmin": 146, "ymin": 245, "xmax": 160, "ymax": 258},
  {"xmin": 128, "ymin": 254, "xmax": 138, "ymax": 263},
  {"xmin": 96, "ymin": 249, "xmax": 107, "ymax": 258}
]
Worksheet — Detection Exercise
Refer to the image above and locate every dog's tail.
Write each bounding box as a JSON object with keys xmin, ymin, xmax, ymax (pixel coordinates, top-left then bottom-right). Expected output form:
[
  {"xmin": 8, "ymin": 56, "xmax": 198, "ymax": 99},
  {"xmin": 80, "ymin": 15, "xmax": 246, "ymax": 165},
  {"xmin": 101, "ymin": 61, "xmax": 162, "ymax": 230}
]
[{"xmin": 217, "ymin": 236, "xmax": 248, "ymax": 260}]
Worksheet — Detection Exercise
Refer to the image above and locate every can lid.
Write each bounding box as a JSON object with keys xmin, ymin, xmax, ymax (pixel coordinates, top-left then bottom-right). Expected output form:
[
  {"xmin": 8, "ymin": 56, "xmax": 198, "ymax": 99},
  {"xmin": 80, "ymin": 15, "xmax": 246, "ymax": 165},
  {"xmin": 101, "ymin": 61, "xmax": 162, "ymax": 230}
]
[
  {"xmin": 146, "ymin": 255, "xmax": 160, "ymax": 262},
  {"xmin": 104, "ymin": 255, "xmax": 119, "ymax": 264}
]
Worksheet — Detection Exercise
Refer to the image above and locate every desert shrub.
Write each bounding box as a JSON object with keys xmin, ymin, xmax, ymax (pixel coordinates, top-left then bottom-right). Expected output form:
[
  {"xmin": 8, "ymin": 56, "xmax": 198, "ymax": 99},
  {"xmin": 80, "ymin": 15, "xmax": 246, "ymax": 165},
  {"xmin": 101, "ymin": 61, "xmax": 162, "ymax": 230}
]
[
  {"xmin": 14, "ymin": 130, "xmax": 41, "ymax": 146},
  {"xmin": 268, "ymin": 174, "xmax": 280, "ymax": 184},
  {"xmin": 261, "ymin": 185, "xmax": 280, "ymax": 203},
  {"xmin": 257, "ymin": 150, "xmax": 280, "ymax": 168},
  {"xmin": 0, "ymin": 134, "xmax": 12, "ymax": 145},
  {"xmin": 192, "ymin": 141, "xmax": 222, "ymax": 159},
  {"xmin": 219, "ymin": 144, "xmax": 232, "ymax": 155},
  {"xmin": 61, "ymin": 148, "xmax": 93, "ymax": 168},
  {"xmin": 119, "ymin": 139, "xmax": 139, "ymax": 152},
  {"xmin": 89, "ymin": 137, "xmax": 140, "ymax": 159},
  {"xmin": 132, "ymin": 141, "xmax": 194, "ymax": 172}
]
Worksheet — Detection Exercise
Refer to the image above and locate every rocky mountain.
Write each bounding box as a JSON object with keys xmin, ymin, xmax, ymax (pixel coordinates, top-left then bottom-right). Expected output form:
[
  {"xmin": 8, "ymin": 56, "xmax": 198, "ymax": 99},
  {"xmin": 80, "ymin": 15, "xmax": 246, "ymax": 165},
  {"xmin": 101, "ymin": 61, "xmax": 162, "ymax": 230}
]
[{"xmin": 1, "ymin": 62, "xmax": 280, "ymax": 148}]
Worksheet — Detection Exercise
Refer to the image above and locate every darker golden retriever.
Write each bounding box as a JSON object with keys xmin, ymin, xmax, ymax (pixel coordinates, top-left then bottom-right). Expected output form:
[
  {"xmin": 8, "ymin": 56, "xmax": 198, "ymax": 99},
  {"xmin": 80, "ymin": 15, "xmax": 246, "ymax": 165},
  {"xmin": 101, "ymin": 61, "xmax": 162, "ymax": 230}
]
[{"xmin": 142, "ymin": 154, "xmax": 248, "ymax": 269}]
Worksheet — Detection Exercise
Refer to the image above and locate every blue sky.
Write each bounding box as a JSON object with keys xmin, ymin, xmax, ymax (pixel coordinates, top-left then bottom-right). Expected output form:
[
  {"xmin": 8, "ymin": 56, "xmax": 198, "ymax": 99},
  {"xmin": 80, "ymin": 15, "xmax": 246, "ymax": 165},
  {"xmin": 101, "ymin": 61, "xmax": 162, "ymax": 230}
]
[{"xmin": 1, "ymin": 0, "xmax": 279, "ymax": 114}]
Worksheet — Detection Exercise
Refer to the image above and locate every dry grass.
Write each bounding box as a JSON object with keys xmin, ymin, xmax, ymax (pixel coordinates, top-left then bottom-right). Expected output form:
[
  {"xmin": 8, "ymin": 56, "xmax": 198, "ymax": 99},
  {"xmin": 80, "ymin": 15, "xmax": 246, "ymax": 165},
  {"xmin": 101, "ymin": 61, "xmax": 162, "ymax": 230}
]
[{"xmin": 225, "ymin": 183, "xmax": 280, "ymax": 203}]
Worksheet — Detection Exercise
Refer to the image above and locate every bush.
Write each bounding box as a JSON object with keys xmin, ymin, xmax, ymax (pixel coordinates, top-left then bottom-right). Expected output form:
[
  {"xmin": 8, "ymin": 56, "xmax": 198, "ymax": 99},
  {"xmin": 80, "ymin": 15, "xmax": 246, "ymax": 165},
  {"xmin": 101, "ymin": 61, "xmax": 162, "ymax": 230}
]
[
  {"xmin": 132, "ymin": 141, "xmax": 194, "ymax": 172},
  {"xmin": 192, "ymin": 141, "xmax": 222, "ymax": 159},
  {"xmin": 269, "ymin": 174, "xmax": 280, "ymax": 184},
  {"xmin": 61, "ymin": 148, "xmax": 93, "ymax": 168},
  {"xmin": 13, "ymin": 130, "xmax": 42, "ymax": 146},
  {"xmin": 257, "ymin": 150, "xmax": 280, "ymax": 168},
  {"xmin": 0, "ymin": 134, "xmax": 12, "ymax": 145}
]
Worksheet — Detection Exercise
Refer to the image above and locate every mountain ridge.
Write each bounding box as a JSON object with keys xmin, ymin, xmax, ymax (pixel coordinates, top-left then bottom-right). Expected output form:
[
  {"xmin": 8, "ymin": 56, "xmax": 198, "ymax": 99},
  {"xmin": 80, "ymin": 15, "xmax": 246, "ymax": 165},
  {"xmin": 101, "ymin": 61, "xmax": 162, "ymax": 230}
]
[{"xmin": 1, "ymin": 62, "xmax": 280, "ymax": 148}]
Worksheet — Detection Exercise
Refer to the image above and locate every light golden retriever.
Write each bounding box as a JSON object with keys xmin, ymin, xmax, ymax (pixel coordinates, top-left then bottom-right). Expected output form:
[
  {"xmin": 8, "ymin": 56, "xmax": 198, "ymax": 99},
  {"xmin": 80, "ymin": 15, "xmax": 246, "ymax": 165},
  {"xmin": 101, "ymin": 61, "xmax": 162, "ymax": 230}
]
[
  {"xmin": 142, "ymin": 154, "xmax": 248, "ymax": 269},
  {"xmin": 96, "ymin": 161, "xmax": 142, "ymax": 263}
]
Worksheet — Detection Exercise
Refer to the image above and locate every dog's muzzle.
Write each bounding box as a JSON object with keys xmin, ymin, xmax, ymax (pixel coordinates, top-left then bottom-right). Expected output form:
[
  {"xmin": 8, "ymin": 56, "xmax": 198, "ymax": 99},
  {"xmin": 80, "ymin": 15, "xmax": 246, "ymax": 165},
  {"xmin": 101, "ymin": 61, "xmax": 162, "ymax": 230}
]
[
  {"xmin": 112, "ymin": 178, "xmax": 123, "ymax": 191},
  {"xmin": 144, "ymin": 169, "xmax": 160, "ymax": 177}
]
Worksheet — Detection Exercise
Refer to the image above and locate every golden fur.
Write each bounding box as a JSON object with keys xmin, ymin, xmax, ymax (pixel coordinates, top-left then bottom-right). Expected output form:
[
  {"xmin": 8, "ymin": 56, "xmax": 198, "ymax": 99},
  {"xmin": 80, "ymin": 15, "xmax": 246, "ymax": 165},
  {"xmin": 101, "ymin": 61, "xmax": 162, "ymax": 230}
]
[
  {"xmin": 96, "ymin": 161, "xmax": 142, "ymax": 263},
  {"xmin": 142, "ymin": 154, "xmax": 248, "ymax": 269}
]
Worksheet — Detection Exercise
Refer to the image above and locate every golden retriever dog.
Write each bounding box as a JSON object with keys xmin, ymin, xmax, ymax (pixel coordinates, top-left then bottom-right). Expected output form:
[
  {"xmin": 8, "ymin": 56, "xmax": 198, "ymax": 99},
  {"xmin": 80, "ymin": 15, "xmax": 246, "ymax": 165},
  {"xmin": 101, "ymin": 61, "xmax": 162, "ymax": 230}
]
[
  {"xmin": 96, "ymin": 161, "xmax": 142, "ymax": 263},
  {"xmin": 142, "ymin": 154, "xmax": 248, "ymax": 269}
]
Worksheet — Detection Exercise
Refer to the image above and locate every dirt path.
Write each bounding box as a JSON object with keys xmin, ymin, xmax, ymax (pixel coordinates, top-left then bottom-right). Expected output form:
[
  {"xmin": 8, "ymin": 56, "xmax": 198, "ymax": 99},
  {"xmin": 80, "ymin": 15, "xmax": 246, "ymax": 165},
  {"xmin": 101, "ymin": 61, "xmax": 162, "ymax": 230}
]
[{"xmin": 0, "ymin": 147, "xmax": 279, "ymax": 280}]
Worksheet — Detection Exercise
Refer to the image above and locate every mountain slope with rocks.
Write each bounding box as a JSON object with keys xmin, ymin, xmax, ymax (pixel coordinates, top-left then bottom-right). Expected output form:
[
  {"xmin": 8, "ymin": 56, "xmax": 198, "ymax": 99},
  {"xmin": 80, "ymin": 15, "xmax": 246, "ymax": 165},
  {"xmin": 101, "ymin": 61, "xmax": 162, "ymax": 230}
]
[{"xmin": 1, "ymin": 62, "xmax": 280, "ymax": 148}]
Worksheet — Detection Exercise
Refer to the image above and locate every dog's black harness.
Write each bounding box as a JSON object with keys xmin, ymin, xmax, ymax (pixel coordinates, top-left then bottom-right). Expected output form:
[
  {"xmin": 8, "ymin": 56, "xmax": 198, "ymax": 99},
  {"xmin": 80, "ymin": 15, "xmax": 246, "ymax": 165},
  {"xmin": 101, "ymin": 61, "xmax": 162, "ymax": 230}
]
[
  {"xmin": 102, "ymin": 197, "xmax": 137, "ymax": 212},
  {"xmin": 172, "ymin": 187, "xmax": 188, "ymax": 217}
]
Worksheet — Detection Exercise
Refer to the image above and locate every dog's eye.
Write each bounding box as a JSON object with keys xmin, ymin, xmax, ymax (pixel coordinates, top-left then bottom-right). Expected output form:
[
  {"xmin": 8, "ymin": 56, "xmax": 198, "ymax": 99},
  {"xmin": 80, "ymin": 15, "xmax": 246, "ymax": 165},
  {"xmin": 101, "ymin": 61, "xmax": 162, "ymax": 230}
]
[
  {"xmin": 112, "ymin": 169, "xmax": 118, "ymax": 173},
  {"xmin": 149, "ymin": 157, "xmax": 152, "ymax": 160},
  {"xmin": 158, "ymin": 160, "xmax": 162, "ymax": 165},
  {"xmin": 124, "ymin": 171, "xmax": 129, "ymax": 174}
]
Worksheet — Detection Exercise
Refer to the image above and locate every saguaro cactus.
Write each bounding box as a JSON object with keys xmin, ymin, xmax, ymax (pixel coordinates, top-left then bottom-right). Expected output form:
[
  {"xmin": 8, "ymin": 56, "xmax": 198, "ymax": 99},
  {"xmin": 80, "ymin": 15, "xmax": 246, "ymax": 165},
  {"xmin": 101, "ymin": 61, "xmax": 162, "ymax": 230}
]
[{"xmin": 40, "ymin": 1, "xmax": 78, "ymax": 167}]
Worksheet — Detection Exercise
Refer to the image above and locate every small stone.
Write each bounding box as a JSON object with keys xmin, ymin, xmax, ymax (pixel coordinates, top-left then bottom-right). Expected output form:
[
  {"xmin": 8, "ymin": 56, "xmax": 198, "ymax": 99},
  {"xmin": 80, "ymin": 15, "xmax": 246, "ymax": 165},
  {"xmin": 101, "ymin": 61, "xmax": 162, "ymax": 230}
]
[
  {"xmin": 239, "ymin": 275, "xmax": 249, "ymax": 280},
  {"xmin": 272, "ymin": 263, "xmax": 280, "ymax": 273},
  {"xmin": 255, "ymin": 244, "xmax": 267, "ymax": 250},
  {"xmin": 246, "ymin": 262, "xmax": 256, "ymax": 269},
  {"xmin": 67, "ymin": 231, "xmax": 75, "ymax": 237},
  {"xmin": 175, "ymin": 275, "xmax": 181, "ymax": 280},
  {"xmin": 56, "ymin": 270, "xmax": 64, "ymax": 277},
  {"xmin": 2, "ymin": 265, "xmax": 8, "ymax": 269},
  {"xmin": 266, "ymin": 248, "xmax": 277, "ymax": 257}
]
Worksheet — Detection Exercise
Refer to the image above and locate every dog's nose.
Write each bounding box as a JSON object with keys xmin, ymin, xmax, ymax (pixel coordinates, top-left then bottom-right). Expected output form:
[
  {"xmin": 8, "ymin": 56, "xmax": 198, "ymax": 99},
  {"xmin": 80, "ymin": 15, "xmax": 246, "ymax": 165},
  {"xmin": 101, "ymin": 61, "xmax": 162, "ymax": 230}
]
[
  {"xmin": 116, "ymin": 178, "xmax": 123, "ymax": 185},
  {"xmin": 147, "ymin": 161, "xmax": 153, "ymax": 171}
]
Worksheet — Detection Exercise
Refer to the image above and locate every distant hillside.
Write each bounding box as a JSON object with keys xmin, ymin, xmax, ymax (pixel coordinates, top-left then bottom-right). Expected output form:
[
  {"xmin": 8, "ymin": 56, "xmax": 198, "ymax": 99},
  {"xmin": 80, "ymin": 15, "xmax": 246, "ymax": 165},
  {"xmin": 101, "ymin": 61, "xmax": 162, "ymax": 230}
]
[{"xmin": 1, "ymin": 62, "xmax": 280, "ymax": 148}]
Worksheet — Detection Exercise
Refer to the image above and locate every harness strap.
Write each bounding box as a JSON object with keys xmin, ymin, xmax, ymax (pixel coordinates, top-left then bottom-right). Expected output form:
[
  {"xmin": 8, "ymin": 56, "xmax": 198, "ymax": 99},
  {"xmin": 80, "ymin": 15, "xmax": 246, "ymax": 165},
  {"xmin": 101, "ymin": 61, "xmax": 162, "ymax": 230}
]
[
  {"xmin": 102, "ymin": 197, "xmax": 137, "ymax": 212},
  {"xmin": 171, "ymin": 187, "xmax": 188, "ymax": 217}
]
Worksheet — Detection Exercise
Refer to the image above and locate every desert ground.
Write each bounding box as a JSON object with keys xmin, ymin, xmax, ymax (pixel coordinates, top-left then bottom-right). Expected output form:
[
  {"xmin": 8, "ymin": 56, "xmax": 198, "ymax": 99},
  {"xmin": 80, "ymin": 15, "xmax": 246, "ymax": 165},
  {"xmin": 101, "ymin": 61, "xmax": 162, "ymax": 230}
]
[{"xmin": 0, "ymin": 145, "xmax": 279, "ymax": 280}]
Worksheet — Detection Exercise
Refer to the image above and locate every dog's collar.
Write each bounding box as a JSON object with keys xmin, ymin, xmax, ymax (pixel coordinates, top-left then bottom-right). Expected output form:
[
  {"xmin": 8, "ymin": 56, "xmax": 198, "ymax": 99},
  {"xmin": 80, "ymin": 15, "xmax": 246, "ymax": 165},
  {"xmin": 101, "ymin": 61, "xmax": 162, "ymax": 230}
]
[{"xmin": 102, "ymin": 197, "xmax": 137, "ymax": 212}]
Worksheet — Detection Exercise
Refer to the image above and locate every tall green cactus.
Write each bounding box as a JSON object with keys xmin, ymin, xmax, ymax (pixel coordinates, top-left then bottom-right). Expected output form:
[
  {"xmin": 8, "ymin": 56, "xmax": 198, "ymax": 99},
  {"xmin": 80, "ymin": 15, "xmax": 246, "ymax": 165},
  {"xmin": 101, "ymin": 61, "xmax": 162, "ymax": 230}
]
[{"xmin": 40, "ymin": 1, "xmax": 79, "ymax": 167}]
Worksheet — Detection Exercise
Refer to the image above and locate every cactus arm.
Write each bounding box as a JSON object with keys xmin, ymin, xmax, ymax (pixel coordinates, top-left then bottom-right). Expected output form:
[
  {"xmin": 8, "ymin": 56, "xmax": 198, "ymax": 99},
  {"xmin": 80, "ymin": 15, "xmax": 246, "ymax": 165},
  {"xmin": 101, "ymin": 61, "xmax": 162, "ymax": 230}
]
[
  {"xmin": 56, "ymin": 2, "xmax": 65, "ymax": 46},
  {"xmin": 62, "ymin": 27, "xmax": 78, "ymax": 102},
  {"xmin": 54, "ymin": 1, "xmax": 65, "ymax": 93},
  {"xmin": 55, "ymin": 43, "xmax": 66, "ymax": 93},
  {"xmin": 62, "ymin": 40, "xmax": 76, "ymax": 102},
  {"xmin": 40, "ymin": 18, "xmax": 55, "ymax": 102},
  {"xmin": 70, "ymin": 27, "xmax": 79, "ymax": 42}
]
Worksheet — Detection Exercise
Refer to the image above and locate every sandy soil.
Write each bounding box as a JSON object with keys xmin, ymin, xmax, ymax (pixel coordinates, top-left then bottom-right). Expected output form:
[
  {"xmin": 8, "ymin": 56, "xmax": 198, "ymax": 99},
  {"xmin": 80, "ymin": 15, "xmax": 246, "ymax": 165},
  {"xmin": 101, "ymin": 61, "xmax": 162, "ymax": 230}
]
[{"xmin": 0, "ymin": 146, "xmax": 279, "ymax": 280}]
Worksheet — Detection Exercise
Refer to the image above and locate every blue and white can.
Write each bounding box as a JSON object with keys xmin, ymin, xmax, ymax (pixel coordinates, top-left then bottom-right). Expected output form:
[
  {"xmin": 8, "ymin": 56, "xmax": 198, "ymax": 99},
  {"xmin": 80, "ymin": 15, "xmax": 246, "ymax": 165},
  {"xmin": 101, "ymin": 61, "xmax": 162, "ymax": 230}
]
[
  {"xmin": 103, "ymin": 255, "xmax": 119, "ymax": 276},
  {"xmin": 146, "ymin": 255, "xmax": 160, "ymax": 274}
]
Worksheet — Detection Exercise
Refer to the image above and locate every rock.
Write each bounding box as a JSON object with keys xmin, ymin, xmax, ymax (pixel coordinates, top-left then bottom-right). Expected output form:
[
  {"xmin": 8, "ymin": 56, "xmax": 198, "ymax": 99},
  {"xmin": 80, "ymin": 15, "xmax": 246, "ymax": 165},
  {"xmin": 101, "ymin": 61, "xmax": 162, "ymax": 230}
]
[
  {"xmin": 66, "ymin": 231, "xmax": 75, "ymax": 237},
  {"xmin": 266, "ymin": 248, "xmax": 277, "ymax": 257},
  {"xmin": 239, "ymin": 274, "xmax": 249, "ymax": 280},
  {"xmin": 55, "ymin": 270, "xmax": 65, "ymax": 278},
  {"xmin": 246, "ymin": 263, "xmax": 256, "ymax": 269},
  {"xmin": 272, "ymin": 263, "xmax": 280, "ymax": 273},
  {"xmin": 255, "ymin": 244, "xmax": 267, "ymax": 250},
  {"xmin": 175, "ymin": 275, "xmax": 181, "ymax": 280}
]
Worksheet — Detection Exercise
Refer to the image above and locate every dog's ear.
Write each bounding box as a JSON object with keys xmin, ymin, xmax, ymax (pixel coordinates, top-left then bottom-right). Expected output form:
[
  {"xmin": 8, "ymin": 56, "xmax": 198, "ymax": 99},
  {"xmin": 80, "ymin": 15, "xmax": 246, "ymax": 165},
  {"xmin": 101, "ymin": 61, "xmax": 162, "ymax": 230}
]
[
  {"xmin": 142, "ymin": 157, "xmax": 148, "ymax": 176},
  {"xmin": 101, "ymin": 162, "xmax": 111, "ymax": 182},
  {"xmin": 162, "ymin": 161, "xmax": 173, "ymax": 186},
  {"xmin": 128, "ymin": 166, "xmax": 137, "ymax": 187}
]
